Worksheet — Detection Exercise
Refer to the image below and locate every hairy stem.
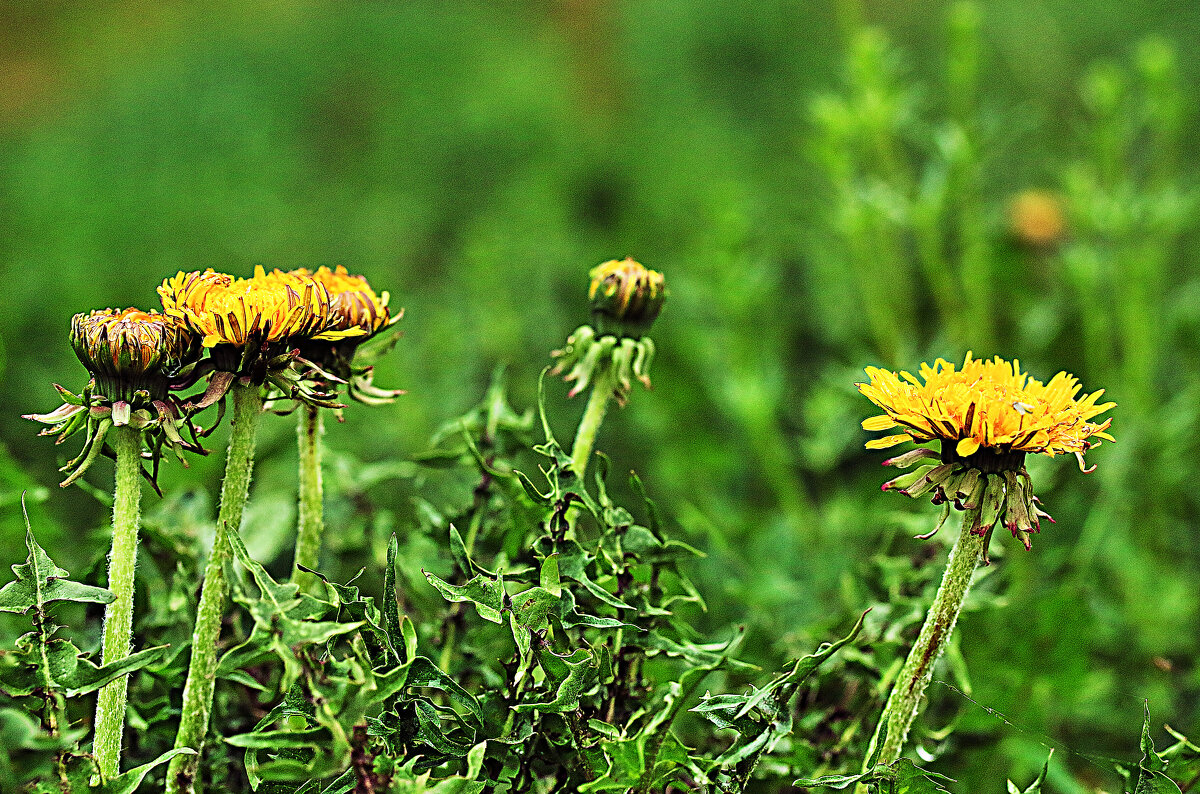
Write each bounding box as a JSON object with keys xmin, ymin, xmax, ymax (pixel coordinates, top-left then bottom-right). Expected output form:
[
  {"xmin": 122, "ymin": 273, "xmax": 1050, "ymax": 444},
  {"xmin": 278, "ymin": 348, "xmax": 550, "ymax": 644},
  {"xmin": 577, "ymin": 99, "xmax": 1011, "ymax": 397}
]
[
  {"xmin": 866, "ymin": 511, "xmax": 985, "ymax": 770},
  {"xmin": 570, "ymin": 369, "xmax": 614, "ymax": 478},
  {"xmin": 292, "ymin": 404, "xmax": 325, "ymax": 594},
  {"xmin": 168, "ymin": 381, "xmax": 263, "ymax": 794},
  {"xmin": 93, "ymin": 426, "xmax": 143, "ymax": 779}
]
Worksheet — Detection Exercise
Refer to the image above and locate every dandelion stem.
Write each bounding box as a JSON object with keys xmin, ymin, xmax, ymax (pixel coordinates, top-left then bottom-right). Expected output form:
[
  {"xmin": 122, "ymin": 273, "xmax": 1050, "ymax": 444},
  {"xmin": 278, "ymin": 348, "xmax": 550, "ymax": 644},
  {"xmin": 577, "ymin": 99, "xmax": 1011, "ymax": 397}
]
[
  {"xmin": 570, "ymin": 369, "xmax": 614, "ymax": 478},
  {"xmin": 92, "ymin": 425, "xmax": 142, "ymax": 780},
  {"xmin": 866, "ymin": 510, "xmax": 985, "ymax": 769},
  {"xmin": 292, "ymin": 404, "xmax": 324, "ymax": 594},
  {"xmin": 168, "ymin": 381, "xmax": 263, "ymax": 794}
]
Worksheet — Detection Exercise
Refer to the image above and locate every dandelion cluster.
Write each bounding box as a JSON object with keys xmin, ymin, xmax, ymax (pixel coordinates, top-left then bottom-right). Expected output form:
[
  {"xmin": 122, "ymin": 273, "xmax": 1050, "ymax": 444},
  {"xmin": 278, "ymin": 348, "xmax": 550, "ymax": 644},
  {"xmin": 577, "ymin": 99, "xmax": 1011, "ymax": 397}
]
[{"xmin": 27, "ymin": 264, "xmax": 401, "ymax": 486}]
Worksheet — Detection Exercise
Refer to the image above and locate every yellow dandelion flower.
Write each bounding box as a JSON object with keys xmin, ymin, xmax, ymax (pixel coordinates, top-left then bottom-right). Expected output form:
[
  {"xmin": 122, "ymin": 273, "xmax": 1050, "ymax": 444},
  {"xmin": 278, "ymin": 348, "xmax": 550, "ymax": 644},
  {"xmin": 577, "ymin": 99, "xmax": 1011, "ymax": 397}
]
[
  {"xmin": 70, "ymin": 308, "xmax": 197, "ymax": 401},
  {"xmin": 589, "ymin": 257, "xmax": 666, "ymax": 336},
  {"xmin": 858, "ymin": 353, "xmax": 1114, "ymax": 550},
  {"xmin": 294, "ymin": 265, "xmax": 393, "ymax": 335},
  {"xmin": 158, "ymin": 266, "xmax": 356, "ymax": 350}
]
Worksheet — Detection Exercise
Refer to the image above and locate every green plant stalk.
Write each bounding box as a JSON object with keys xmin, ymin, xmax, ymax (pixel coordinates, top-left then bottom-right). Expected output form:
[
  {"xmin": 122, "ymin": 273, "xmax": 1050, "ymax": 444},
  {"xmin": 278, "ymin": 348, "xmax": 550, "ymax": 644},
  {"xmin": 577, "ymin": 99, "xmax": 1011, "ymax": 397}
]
[
  {"xmin": 867, "ymin": 511, "xmax": 985, "ymax": 768},
  {"xmin": 92, "ymin": 425, "xmax": 143, "ymax": 780},
  {"xmin": 292, "ymin": 404, "xmax": 324, "ymax": 594},
  {"xmin": 167, "ymin": 381, "xmax": 263, "ymax": 794},
  {"xmin": 570, "ymin": 367, "xmax": 615, "ymax": 478}
]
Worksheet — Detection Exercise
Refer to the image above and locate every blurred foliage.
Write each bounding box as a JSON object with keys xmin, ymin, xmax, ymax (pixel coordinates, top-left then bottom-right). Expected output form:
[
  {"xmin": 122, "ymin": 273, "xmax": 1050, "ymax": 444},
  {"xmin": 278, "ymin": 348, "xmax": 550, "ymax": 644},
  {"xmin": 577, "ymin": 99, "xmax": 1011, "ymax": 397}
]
[{"xmin": 3, "ymin": 0, "xmax": 1200, "ymax": 791}]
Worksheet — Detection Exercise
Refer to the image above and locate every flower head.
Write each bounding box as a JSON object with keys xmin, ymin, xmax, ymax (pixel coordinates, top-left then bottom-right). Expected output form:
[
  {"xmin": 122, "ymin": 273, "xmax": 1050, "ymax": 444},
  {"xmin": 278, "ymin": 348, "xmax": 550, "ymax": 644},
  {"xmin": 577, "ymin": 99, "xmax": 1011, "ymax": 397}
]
[
  {"xmin": 26, "ymin": 308, "xmax": 207, "ymax": 489},
  {"xmin": 298, "ymin": 265, "xmax": 393, "ymax": 336},
  {"xmin": 158, "ymin": 266, "xmax": 356, "ymax": 352},
  {"xmin": 859, "ymin": 354, "xmax": 1114, "ymax": 551},
  {"xmin": 589, "ymin": 257, "xmax": 666, "ymax": 337},
  {"xmin": 287, "ymin": 266, "xmax": 404, "ymax": 407},
  {"xmin": 70, "ymin": 308, "xmax": 198, "ymax": 402}
]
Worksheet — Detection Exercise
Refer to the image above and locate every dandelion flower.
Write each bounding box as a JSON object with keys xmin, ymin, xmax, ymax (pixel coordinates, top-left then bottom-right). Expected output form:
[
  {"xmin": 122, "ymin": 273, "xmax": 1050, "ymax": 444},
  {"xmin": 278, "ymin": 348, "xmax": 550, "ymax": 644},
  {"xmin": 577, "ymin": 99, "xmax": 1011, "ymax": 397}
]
[{"xmin": 859, "ymin": 353, "xmax": 1114, "ymax": 549}]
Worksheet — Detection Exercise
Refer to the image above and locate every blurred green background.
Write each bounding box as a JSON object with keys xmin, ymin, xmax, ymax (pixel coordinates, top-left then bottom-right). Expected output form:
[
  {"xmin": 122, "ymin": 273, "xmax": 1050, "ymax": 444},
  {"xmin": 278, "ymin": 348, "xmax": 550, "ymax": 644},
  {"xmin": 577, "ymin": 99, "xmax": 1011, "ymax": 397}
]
[{"xmin": 3, "ymin": 0, "xmax": 1199, "ymax": 790}]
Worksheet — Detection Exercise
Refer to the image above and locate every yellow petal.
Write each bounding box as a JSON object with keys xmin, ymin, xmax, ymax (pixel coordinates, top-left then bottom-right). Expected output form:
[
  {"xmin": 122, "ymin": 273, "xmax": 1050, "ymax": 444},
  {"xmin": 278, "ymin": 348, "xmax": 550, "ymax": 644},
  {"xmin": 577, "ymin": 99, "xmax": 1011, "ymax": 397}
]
[
  {"xmin": 956, "ymin": 437, "xmax": 981, "ymax": 457},
  {"xmin": 865, "ymin": 434, "xmax": 913, "ymax": 450},
  {"xmin": 862, "ymin": 415, "xmax": 898, "ymax": 431}
]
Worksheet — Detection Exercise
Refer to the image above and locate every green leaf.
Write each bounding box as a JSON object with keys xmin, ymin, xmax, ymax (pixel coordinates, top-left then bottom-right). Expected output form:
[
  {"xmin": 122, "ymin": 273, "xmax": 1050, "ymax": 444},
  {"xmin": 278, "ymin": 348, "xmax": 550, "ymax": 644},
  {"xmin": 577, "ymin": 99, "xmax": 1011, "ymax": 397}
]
[
  {"xmin": 449, "ymin": 525, "xmax": 476, "ymax": 577},
  {"xmin": 1007, "ymin": 750, "xmax": 1052, "ymax": 794},
  {"xmin": 384, "ymin": 533, "xmax": 405, "ymax": 662},
  {"xmin": 0, "ymin": 525, "xmax": 113, "ymax": 614},
  {"xmin": 509, "ymin": 586, "xmax": 559, "ymax": 630},
  {"xmin": 423, "ymin": 571, "xmax": 504, "ymax": 624},
  {"xmin": 516, "ymin": 647, "xmax": 598, "ymax": 713},
  {"xmin": 795, "ymin": 759, "xmax": 954, "ymax": 792},
  {"xmin": 540, "ymin": 553, "xmax": 561, "ymax": 596},
  {"xmin": 0, "ymin": 636, "xmax": 170, "ymax": 697},
  {"xmin": 99, "ymin": 748, "xmax": 197, "ymax": 794}
]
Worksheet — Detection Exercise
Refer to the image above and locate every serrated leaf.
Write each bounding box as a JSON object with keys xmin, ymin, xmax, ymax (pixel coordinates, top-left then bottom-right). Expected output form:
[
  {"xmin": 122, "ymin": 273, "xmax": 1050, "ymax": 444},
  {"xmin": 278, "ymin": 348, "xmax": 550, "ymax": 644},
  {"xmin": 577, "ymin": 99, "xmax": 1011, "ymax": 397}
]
[
  {"xmin": 384, "ymin": 533, "xmax": 405, "ymax": 662},
  {"xmin": 509, "ymin": 586, "xmax": 559, "ymax": 630},
  {"xmin": 516, "ymin": 648, "xmax": 597, "ymax": 713},
  {"xmin": 0, "ymin": 526, "xmax": 113, "ymax": 614},
  {"xmin": 0, "ymin": 636, "xmax": 170, "ymax": 697}
]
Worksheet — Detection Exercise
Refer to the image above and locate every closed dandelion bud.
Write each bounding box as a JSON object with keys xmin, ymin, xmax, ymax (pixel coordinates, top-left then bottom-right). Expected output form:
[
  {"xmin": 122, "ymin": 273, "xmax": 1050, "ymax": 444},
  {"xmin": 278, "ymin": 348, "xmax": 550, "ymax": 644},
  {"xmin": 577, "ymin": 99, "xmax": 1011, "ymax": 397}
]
[
  {"xmin": 588, "ymin": 257, "xmax": 666, "ymax": 338},
  {"xmin": 28, "ymin": 309, "xmax": 206, "ymax": 489},
  {"xmin": 554, "ymin": 258, "xmax": 665, "ymax": 407},
  {"xmin": 70, "ymin": 308, "xmax": 198, "ymax": 403},
  {"xmin": 859, "ymin": 352, "xmax": 1114, "ymax": 551}
]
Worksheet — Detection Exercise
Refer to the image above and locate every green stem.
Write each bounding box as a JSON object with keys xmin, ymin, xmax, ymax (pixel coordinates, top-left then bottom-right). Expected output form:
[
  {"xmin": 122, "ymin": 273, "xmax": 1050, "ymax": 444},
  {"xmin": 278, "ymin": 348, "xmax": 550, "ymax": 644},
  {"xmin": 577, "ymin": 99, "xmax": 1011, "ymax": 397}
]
[
  {"xmin": 865, "ymin": 511, "xmax": 985, "ymax": 770},
  {"xmin": 292, "ymin": 404, "xmax": 324, "ymax": 594},
  {"xmin": 167, "ymin": 381, "xmax": 263, "ymax": 794},
  {"xmin": 93, "ymin": 426, "xmax": 143, "ymax": 779},
  {"xmin": 570, "ymin": 370, "xmax": 614, "ymax": 478}
]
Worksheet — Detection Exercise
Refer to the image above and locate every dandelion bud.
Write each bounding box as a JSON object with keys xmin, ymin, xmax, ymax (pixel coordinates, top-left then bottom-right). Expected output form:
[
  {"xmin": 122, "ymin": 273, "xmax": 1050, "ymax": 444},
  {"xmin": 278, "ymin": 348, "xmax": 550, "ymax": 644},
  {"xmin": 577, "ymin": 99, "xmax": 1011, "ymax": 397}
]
[
  {"xmin": 588, "ymin": 258, "xmax": 666, "ymax": 337},
  {"xmin": 70, "ymin": 308, "xmax": 197, "ymax": 402}
]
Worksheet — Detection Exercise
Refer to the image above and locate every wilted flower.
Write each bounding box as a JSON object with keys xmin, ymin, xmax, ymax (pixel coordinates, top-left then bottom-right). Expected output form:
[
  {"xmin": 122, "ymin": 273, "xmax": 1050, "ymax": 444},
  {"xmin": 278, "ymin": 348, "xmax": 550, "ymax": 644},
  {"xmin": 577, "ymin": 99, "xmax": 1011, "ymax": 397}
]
[
  {"xmin": 859, "ymin": 353, "xmax": 1114, "ymax": 550},
  {"xmin": 26, "ymin": 308, "xmax": 206, "ymax": 488},
  {"xmin": 589, "ymin": 257, "xmax": 666, "ymax": 337},
  {"xmin": 70, "ymin": 308, "xmax": 197, "ymax": 402}
]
